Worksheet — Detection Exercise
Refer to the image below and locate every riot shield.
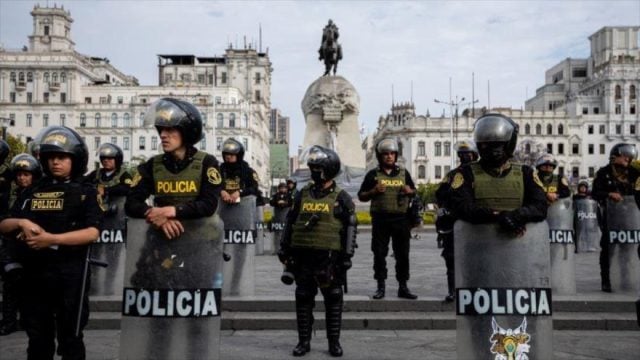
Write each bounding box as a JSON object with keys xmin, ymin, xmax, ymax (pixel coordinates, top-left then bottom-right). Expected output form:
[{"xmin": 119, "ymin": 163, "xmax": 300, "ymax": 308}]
[
  {"xmin": 90, "ymin": 196, "xmax": 127, "ymax": 296},
  {"xmin": 255, "ymin": 205, "xmax": 265, "ymax": 256},
  {"xmin": 219, "ymin": 196, "xmax": 256, "ymax": 297},
  {"xmin": 574, "ymin": 198, "xmax": 601, "ymax": 252},
  {"xmin": 455, "ymin": 221, "xmax": 552, "ymax": 360},
  {"xmin": 119, "ymin": 216, "xmax": 224, "ymax": 360},
  {"xmin": 607, "ymin": 196, "xmax": 640, "ymax": 293},
  {"xmin": 547, "ymin": 198, "xmax": 576, "ymax": 295},
  {"xmin": 271, "ymin": 207, "xmax": 289, "ymax": 255}
]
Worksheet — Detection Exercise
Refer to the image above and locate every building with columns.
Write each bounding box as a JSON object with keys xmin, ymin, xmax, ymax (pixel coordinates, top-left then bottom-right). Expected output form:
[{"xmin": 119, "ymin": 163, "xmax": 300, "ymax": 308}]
[
  {"xmin": 0, "ymin": 4, "xmax": 274, "ymax": 192},
  {"xmin": 368, "ymin": 26, "xmax": 640, "ymax": 185}
]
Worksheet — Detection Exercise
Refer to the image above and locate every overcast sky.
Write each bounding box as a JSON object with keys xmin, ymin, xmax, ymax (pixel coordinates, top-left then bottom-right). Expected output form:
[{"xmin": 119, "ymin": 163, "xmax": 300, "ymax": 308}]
[{"xmin": 1, "ymin": 1, "xmax": 639, "ymax": 153}]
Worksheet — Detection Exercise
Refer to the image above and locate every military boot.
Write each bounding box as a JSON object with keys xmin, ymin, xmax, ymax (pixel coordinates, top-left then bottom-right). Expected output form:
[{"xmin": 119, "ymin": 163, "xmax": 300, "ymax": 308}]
[
  {"xmin": 372, "ymin": 280, "xmax": 385, "ymax": 300},
  {"xmin": 325, "ymin": 294, "xmax": 343, "ymax": 357},
  {"xmin": 293, "ymin": 300, "xmax": 314, "ymax": 356},
  {"xmin": 398, "ymin": 281, "xmax": 418, "ymax": 300},
  {"xmin": 444, "ymin": 274, "xmax": 455, "ymax": 302},
  {"xmin": 0, "ymin": 271, "xmax": 21, "ymax": 336},
  {"xmin": 601, "ymin": 272, "xmax": 612, "ymax": 293}
]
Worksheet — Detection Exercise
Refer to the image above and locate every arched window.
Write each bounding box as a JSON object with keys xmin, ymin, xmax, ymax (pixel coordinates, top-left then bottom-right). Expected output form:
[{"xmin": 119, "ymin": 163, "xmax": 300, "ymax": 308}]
[
  {"xmin": 80, "ymin": 113, "xmax": 86, "ymax": 127},
  {"xmin": 525, "ymin": 143, "xmax": 531, "ymax": 154},
  {"xmin": 52, "ymin": 73, "xmax": 58, "ymax": 83},
  {"xmin": 229, "ymin": 113, "xmax": 236, "ymax": 128},
  {"xmin": 546, "ymin": 124, "xmax": 553, "ymax": 135},
  {"xmin": 417, "ymin": 141, "xmax": 425, "ymax": 156},
  {"xmin": 615, "ymin": 85, "xmax": 622, "ymax": 100},
  {"xmin": 434, "ymin": 142, "xmax": 442, "ymax": 157},
  {"xmin": 557, "ymin": 124, "xmax": 564, "ymax": 135},
  {"xmin": 27, "ymin": 72, "xmax": 33, "ymax": 82},
  {"xmin": 535, "ymin": 124, "xmax": 542, "ymax": 135},
  {"xmin": 242, "ymin": 114, "xmax": 249, "ymax": 128},
  {"xmin": 217, "ymin": 113, "xmax": 223, "ymax": 128},
  {"xmin": 43, "ymin": 72, "xmax": 50, "ymax": 83},
  {"xmin": 10, "ymin": 72, "xmax": 16, "ymax": 82},
  {"xmin": 630, "ymin": 85, "xmax": 637, "ymax": 100},
  {"xmin": 60, "ymin": 72, "xmax": 66, "ymax": 83},
  {"xmin": 525, "ymin": 124, "xmax": 531, "ymax": 135},
  {"xmin": 418, "ymin": 165, "xmax": 426, "ymax": 179},
  {"xmin": 139, "ymin": 112, "xmax": 145, "ymax": 127},
  {"xmin": 18, "ymin": 72, "xmax": 25, "ymax": 81},
  {"xmin": 444, "ymin": 141, "xmax": 451, "ymax": 156},
  {"xmin": 111, "ymin": 113, "xmax": 118, "ymax": 128},
  {"xmin": 123, "ymin": 113, "xmax": 130, "ymax": 127},
  {"xmin": 95, "ymin": 113, "xmax": 101, "ymax": 127}
]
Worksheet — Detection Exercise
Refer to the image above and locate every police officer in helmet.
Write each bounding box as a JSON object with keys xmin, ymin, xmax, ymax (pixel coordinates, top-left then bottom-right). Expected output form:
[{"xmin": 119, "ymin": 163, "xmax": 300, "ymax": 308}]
[
  {"xmin": 219, "ymin": 138, "xmax": 259, "ymax": 204},
  {"xmin": 592, "ymin": 143, "xmax": 640, "ymax": 292},
  {"xmin": 448, "ymin": 113, "xmax": 547, "ymax": 236},
  {"xmin": 85, "ymin": 143, "xmax": 132, "ymax": 202},
  {"xmin": 287, "ymin": 177, "xmax": 299, "ymax": 202},
  {"xmin": 573, "ymin": 181, "xmax": 591, "ymax": 200},
  {"xmin": 435, "ymin": 139, "xmax": 478, "ymax": 302},
  {"xmin": 0, "ymin": 126, "xmax": 102, "ymax": 359},
  {"xmin": 535, "ymin": 153, "xmax": 570, "ymax": 203},
  {"xmin": 279, "ymin": 145, "xmax": 357, "ymax": 357},
  {"xmin": 358, "ymin": 137, "xmax": 418, "ymax": 300},
  {"xmin": 0, "ymin": 140, "xmax": 12, "ymax": 214}
]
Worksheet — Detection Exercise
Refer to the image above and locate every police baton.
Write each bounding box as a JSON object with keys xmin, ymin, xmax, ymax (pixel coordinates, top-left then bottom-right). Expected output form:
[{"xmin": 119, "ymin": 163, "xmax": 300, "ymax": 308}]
[{"xmin": 75, "ymin": 245, "xmax": 108, "ymax": 337}]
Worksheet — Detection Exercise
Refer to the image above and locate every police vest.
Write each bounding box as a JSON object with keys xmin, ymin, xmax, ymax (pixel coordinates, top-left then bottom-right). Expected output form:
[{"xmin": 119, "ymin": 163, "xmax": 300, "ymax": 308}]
[
  {"xmin": 152, "ymin": 151, "xmax": 205, "ymax": 206},
  {"xmin": 95, "ymin": 167, "xmax": 127, "ymax": 188},
  {"xmin": 223, "ymin": 172, "xmax": 242, "ymax": 192},
  {"xmin": 26, "ymin": 181, "xmax": 86, "ymax": 236},
  {"xmin": 471, "ymin": 163, "xmax": 524, "ymax": 211},
  {"xmin": 290, "ymin": 184, "xmax": 343, "ymax": 251},
  {"xmin": 540, "ymin": 174, "xmax": 558, "ymax": 194},
  {"xmin": 370, "ymin": 168, "xmax": 408, "ymax": 214}
]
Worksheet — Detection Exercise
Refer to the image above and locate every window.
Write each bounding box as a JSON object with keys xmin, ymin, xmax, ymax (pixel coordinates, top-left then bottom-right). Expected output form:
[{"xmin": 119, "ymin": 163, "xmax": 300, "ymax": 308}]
[
  {"xmin": 26, "ymin": 113, "xmax": 32, "ymax": 127},
  {"xmin": 80, "ymin": 113, "xmax": 86, "ymax": 127},
  {"xmin": 216, "ymin": 137, "xmax": 222, "ymax": 151},
  {"xmin": 111, "ymin": 137, "xmax": 117, "ymax": 145},
  {"xmin": 255, "ymin": 90, "xmax": 261, "ymax": 102},
  {"xmin": 229, "ymin": 113, "xmax": 236, "ymax": 128},
  {"xmin": 417, "ymin": 141, "xmax": 425, "ymax": 156},
  {"xmin": 27, "ymin": 72, "xmax": 33, "ymax": 82},
  {"xmin": 85, "ymin": 97, "xmax": 92, "ymax": 104},
  {"xmin": 546, "ymin": 124, "xmax": 553, "ymax": 135},
  {"xmin": 10, "ymin": 92, "xmax": 15, "ymax": 103},
  {"xmin": 615, "ymin": 104, "xmax": 622, "ymax": 114},
  {"xmin": 572, "ymin": 68, "xmax": 587, "ymax": 78},
  {"xmin": 200, "ymin": 137, "xmax": 206, "ymax": 150},
  {"xmin": 25, "ymin": 92, "xmax": 32, "ymax": 103},
  {"xmin": 139, "ymin": 112, "xmax": 145, "ymax": 127},
  {"xmin": 215, "ymin": 97, "xmax": 222, "ymax": 105},
  {"xmin": 255, "ymin": 72, "xmax": 261, "ymax": 84},
  {"xmin": 43, "ymin": 92, "xmax": 49, "ymax": 103},
  {"xmin": 217, "ymin": 113, "xmax": 223, "ymax": 128},
  {"xmin": 242, "ymin": 114, "xmax": 248, "ymax": 128},
  {"xmin": 60, "ymin": 72, "xmax": 66, "ymax": 83},
  {"xmin": 243, "ymin": 138, "xmax": 249, "ymax": 152},
  {"xmin": 95, "ymin": 113, "xmax": 101, "ymax": 127},
  {"xmin": 180, "ymin": 73, "xmax": 191, "ymax": 82},
  {"xmin": 599, "ymin": 125, "xmax": 605, "ymax": 134},
  {"xmin": 221, "ymin": 72, "xmax": 227, "ymax": 84},
  {"xmin": 615, "ymin": 85, "xmax": 622, "ymax": 100},
  {"xmin": 631, "ymin": 105, "xmax": 636, "ymax": 115},
  {"xmin": 631, "ymin": 125, "xmax": 636, "ymax": 135},
  {"xmin": 435, "ymin": 166, "xmax": 442, "ymax": 179},
  {"xmin": 59, "ymin": 114, "xmax": 66, "ymax": 126},
  {"xmin": 123, "ymin": 113, "xmax": 130, "ymax": 127},
  {"xmin": 434, "ymin": 142, "xmax": 442, "ymax": 157},
  {"xmin": 43, "ymin": 114, "xmax": 49, "ymax": 127},
  {"xmin": 535, "ymin": 124, "xmax": 542, "ymax": 135},
  {"xmin": 572, "ymin": 143, "xmax": 579, "ymax": 155},
  {"xmin": 525, "ymin": 143, "xmax": 531, "ymax": 154},
  {"xmin": 588, "ymin": 144, "xmax": 594, "ymax": 154},
  {"xmin": 10, "ymin": 72, "xmax": 16, "ymax": 82},
  {"xmin": 558, "ymin": 166, "xmax": 564, "ymax": 175},
  {"xmin": 599, "ymin": 144, "xmax": 605, "ymax": 154},
  {"xmin": 198, "ymin": 74, "xmax": 205, "ymax": 84},
  {"xmin": 111, "ymin": 113, "xmax": 118, "ymax": 128},
  {"xmin": 18, "ymin": 72, "xmax": 24, "ymax": 82},
  {"xmin": 117, "ymin": 96, "xmax": 123, "ymax": 104},
  {"xmin": 43, "ymin": 72, "xmax": 49, "ymax": 83},
  {"xmin": 571, "ymin": 167, "xmax": 579, "ymax": 179},
  {"xmin": 630, "ymin": 85, "xmax": 637, "ymax": 100},
  {"xmin": 139, "ymin": 137, "xmax": 146, "ymax": 150},
  {"xmin": 99, "ymin": 97, "xmax": 107, "ymax": 104},
  {"xmin": 444, "ymin": 165, "xmax": 451, "ymax": 174},
  {"xmin": 208, "ymin": 74, "xmax": 213, "ymax": 84},
  {"xmin": 546, "ymin": 143, "xmax": 553, "ymax": 154},
  {"xmin": 557, "ymin": 124, "xmax": 564, "ymax": 135},
  {"xmin": 418, "ymin": 165, "xmax": 425, "ymax": 179},
  {"xmin": 44, "ymin": 25, "xmax": 49, "ymax": 35},
  {"xmin": 588, "ymin": 167, "xmax": 595, "ymax": 177},
  {"xmin": 524, "ymin": 124, "xmax": 531, "ymax": 135},
  {"xmin": 94, "ymin": 137, "xmax": 101, "ymax": 149},
  {"xmin": 60, "ymin": 93, "xmax": 66, "ymax": 103},
  {"xmin": 558, "ymin": 143, "xmax": 564, "ymax": 155},
  {"xmin": 165, "ymin": 74, "xmax": 172, "ymax": 83},
  {"xmin": 444, "ymin": 141, "xmax": 451, "ymax": 156},
  {"xmin": 151, "ymin": 136, "xmax": 158, "ymax": 150},
  {"xmin": 123, "ymin": 137, "xmax": 130, "ymax": 150},
  {"xmin": 52, "ymin": 73, "xmax": 57, "ymax": 83},
  {"xmin": 582, "ymin": 107, "xmax": 588, "ymax": 115},
  {"xmin": 588, "ymin": 125, "xmax": 594, "ymax": 134},
  {"xmin": 593, "ymin": 107, "xmax": 600, "ymax": 114},
  {"xmin": 616, "ymin": 125, "xmax": 621, "ymax": 134}
]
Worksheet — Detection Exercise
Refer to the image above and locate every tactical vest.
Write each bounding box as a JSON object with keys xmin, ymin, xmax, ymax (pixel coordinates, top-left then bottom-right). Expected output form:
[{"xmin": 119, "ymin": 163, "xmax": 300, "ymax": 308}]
[
  {"xmin": 370, "ymin": 168, "xmax": 408, "ymax": 214},
  {"xmin": 152, "ymin": 151, "xmax": 205, "ymax": 206},
  {"xmin": 471, "ymin": 163, "xmax": 524, "ymax": 211},
  {"xmin": 222, "ymin": 171, "xmax": 242, "ymax": 192},
  {"xmin": 95, "ymin": 167, "xmax": 126, "ymax": 188},
  {"xmin": 540, "ymin": 174, "xmax": 558, "ymax": 194},
  {"xmin": 291, "ymin": 184, "xmax": 343, "ymax": 251},
  {"xmin": 26, "ymin": 181, "xmax": 85, "ymax": 235}
]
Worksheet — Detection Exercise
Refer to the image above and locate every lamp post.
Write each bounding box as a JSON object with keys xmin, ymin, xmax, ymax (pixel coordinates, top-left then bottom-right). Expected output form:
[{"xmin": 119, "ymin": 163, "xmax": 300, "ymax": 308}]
[{"xmin": 434, "ymin": 97, "xmax": 479, "ymax": 169}]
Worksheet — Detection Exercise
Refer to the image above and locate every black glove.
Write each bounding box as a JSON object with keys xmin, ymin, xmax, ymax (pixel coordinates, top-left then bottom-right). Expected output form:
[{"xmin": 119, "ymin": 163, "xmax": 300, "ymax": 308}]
[
  {"xmin": 277, "ymin": 249, "xmax": 290, "ymax": 265},
  {"xmin": 340, "ymin": 255, "xmax": 352, "ymax": 271},
  {"xmin": 498, "ymin": 211, "xmax": 526, "ymax": 235}
]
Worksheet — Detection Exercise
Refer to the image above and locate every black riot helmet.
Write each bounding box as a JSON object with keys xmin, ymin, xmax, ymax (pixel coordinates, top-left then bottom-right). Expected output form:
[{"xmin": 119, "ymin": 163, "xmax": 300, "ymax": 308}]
[
  {"xmin": 455, "ymin": 139, "xmax": 479, "ymax": 164},
  {"xmin": 143, "ymin": 98, "xmax": 203, "ymax": 146},
  {"xmin": 97, "ymin": 143, "xmax": 124, "ymax": 169},
  {"xmin": 535, "ymin": 153, "xmax": 558, "ymax": 170},
  {"xmin": 286, "ymin": 177, "xmax": 297, "ymax": 187},
  {"xmin": 305, "ymin": 145, "xmax": 341, "ymax": 182},
  {"xmin": 375, "ymin": 137, "xmax": 399, "ymax": 163},
  {"xmin": 221, "ymin": 138, "xmax": 245, "ymax": 161},
  {"xmin": 38, "ymin": 126, "xmax": 89, "ymax": 178},
  {"xmin": 27, "ymin": 126, "xmax": 56, "ymax": 159},
  {"xmin": 473, "ymin": 113, "xmax": 519, "ymax": 167},
  {"xmin": 0, "ymin": 140, "xmax": 9, "ymax": 164},
  {"xmin": 10, "ymin": 153, "xmax": 42, "ymax": 180},
  {"xmin": 609, "ymin": 143, "xmax": 637, "ymax": 164},
  {"xmin": 577, "ymin": 180, "xmax": 589, "ymax": 193}
]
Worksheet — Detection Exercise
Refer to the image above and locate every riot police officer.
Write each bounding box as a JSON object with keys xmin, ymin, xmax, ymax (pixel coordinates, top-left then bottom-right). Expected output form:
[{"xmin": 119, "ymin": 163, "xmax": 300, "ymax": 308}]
[
  {"xmin": 435, "ymin": 139, "xmax": 478, "ymax": 302},
  {"xmin": 0, "ymin": 153, "xmax": 41, "ymax": 335},
  {"xmin": 592, "ymin": 143, "xmax": 640, "ymax": 292},
  {"xmin": 279, "ymin": 145, "xmax": 357, "ymax": 357},
  {"xmin": 0, "ymin": 140, "xmax": 12, "ymax": 214},
  {"xmin": 573, "ymin": 181, "xmax": 591, "ymax": 201},
  {"xmin": 535, "ymin": 153, "xmax": 571, "ymax": 203},
  {"xmin": 270, "ymin": 182, "xmax": 292, "ymax": 209},
  {"xmin": 358, "ymin": 138, "xmax": 418, "ymax": 300},
  {"xmin": 219, "ymin": 138, "xmax": 259, "ymax": 205},
  {"xmin": 0, "ymin": 126, "xmax": 102, "ymax": 359},
  {"xmin": 85, "ymin": 143, "xmax": 132, "ymax": 201},
  {"xmin": 448, "ymin": 113, "xmax": 548, "ymax": 235},
  {"xmin": 287, "ymin": 177, "xmax": 299, "ymax": 202}
]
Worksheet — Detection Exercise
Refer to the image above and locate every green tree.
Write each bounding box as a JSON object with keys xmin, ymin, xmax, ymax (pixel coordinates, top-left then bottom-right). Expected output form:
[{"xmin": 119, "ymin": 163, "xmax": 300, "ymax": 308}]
[
  {"xmin": 5, "ymin": 133, "xmax": 27, "ymax": 165},
  {"xmin": 416, "ymin": 183, "xmax": 439, "ymax": 205}
]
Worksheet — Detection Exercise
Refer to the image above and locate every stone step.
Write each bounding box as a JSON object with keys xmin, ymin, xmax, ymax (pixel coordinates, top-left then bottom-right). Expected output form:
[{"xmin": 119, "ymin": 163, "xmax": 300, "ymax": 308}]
[{"xmin": 85, "ymin": 311, "xmax": 639, "ymax": 331}]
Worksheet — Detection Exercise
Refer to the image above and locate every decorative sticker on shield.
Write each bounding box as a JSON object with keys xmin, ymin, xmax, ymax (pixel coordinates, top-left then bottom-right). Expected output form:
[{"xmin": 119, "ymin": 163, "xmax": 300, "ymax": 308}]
[{"xmin": 489, "ymin": 317, "xmax": 531, "ymax": 360}]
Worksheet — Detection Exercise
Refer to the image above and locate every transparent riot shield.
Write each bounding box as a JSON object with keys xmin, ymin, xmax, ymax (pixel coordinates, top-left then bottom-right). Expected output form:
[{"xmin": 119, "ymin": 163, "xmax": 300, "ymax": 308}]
[
  {"xmin": 255, "ymin": 205, "xmax": 265, "ymax": 256},
  {"xmin": 90, "ymin": 196, "xmax": 127, "ymax": 296},
  {"xmin": 455, "ymin": 221, "xmax": 552, "ymax": 360},
  {"xmin": 119, "ymin": 216, "xmax": 224, "ymax": 360},
  {"xmin": 271, "ymin": 207, "xmax": 289, "ymax": 255},
  {"xmin": 219, "ymin": 195, "xmax": 256, "ymax": 297},
  {"xmin": 547, "ymin": 198, "xmax": 576, "ymax": 295},
  {"xmin": 607, "ymin": 196, "xmax": 640, "ymax": 293},
  {"xmin": 574, "ymin": 199, "xmax": 601, "ymax": 252}
]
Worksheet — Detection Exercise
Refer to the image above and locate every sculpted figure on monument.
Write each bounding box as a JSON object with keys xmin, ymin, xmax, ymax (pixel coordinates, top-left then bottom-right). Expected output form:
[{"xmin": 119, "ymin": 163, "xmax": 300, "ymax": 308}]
[{"xmin": 318, "ymin": 19, "xmax": 343, "ymax": 76}]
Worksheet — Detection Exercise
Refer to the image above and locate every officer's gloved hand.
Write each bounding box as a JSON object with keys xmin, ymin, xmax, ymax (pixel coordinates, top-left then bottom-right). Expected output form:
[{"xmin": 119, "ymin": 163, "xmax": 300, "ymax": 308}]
[
  {"xmin": 277, "ymin": 249, "xmax": 290, "ymax": 265},
  {"xmin": 340, "ymin": 254, "xmax": 352, "ymax": 271},
  {"xmin": 498, "ymin": 211, "xmax": 526, "ymax": 236}
]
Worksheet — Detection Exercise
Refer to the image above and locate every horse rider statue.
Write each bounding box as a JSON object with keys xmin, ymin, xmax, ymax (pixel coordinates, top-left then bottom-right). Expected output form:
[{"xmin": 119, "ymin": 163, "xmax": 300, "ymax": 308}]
[{"xmin": 318, "ymin": 19, "xmax": 343, "ymax": 76}]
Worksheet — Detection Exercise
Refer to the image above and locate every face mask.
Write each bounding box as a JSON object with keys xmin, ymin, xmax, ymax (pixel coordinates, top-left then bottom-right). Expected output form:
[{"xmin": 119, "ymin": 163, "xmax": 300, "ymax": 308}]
[
  {"xmin": 479, "ymin": 145, "xmax": 508, "ymax": 168},
  {"xmin": 311, "ymin": 170, "xmax": 324, "ymax": 184}
]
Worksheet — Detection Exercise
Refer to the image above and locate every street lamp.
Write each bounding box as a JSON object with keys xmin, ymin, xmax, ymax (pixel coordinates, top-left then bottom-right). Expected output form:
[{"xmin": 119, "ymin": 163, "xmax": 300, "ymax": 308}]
[{"xmin": 433, "ymin": 97, "xmax": 479, "ymax": 168}]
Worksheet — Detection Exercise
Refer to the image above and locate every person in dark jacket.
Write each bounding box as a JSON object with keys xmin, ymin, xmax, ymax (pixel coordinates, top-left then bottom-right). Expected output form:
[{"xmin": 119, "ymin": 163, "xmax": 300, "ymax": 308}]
[
  {"xmin": 270, "ymin": 182, "xmax": 292, "ymax": 209},
  {"xmin": 535, "ymin": 153, "xmax": 571, "ymax": 203},
  {"xmin": 219, "ymin": 138, "xmax": 259, "ymax": 205}
]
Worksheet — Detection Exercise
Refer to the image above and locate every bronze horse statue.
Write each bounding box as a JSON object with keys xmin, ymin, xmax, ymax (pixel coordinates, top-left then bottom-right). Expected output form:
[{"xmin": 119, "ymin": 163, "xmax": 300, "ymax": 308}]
[{"xmin": 319, "ymin": 25, "xmax": 342, "ymax": 76}]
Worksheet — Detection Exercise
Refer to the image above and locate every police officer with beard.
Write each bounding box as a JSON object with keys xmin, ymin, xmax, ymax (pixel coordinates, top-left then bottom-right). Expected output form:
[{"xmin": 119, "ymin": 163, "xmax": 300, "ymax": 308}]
[
  {"xmin": 219, "ymin": 138, "xmax": 259, "ymax": 205},
  {"xmin": 85, "ymin": 143, "xmax": 132, "ymax": 203},
  {"xmin": 0, "ymin": 126, "xmax": 102, "ymax": 360},
  {"xmin": 592, "ymin": 143, "xmax": 640, "ymax": 292},
  {"xmin": 358, "ymin": 138, "xmax": 418, "ymax": 300},
  {"xmin": 435, "ymin": 140, "xmax": 478, "ymax": 302},
  {"xmin": 0, "ymin": 154, "xmax": 41, "ymax": 335},
  {"xmin": 535, "ymin": 153, "xmax": 571, "ymax": 203},
  {"xmin": 448, "ymin": 113, "xmax": 548, "ymax": 238},
  {"xmin": 279, "ymin": 146, "xmax": 356, "ymax": 357}
]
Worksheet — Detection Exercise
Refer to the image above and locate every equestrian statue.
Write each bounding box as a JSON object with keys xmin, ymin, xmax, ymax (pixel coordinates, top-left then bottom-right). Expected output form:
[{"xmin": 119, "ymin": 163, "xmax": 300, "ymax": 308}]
[{"xmin": 318, "ymin": 19, "xmax": 343, "ymax": 76}]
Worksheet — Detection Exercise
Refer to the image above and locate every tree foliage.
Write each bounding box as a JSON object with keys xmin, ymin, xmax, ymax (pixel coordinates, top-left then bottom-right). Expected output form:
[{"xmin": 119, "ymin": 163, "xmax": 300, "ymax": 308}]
[{"xmin": 5, "ymin": 133, "xmax": 27, "ymax": 165}]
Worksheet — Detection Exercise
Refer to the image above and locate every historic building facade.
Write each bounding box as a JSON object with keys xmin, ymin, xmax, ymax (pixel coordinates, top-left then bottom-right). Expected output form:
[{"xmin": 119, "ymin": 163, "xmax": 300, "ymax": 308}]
[
  {"xmin": 369, "ymin": 26, "xmax": 640, "ymax": 185},
  {"xmin": 0, "ymin": 4, "xmax": 273, "ymax": 191}
]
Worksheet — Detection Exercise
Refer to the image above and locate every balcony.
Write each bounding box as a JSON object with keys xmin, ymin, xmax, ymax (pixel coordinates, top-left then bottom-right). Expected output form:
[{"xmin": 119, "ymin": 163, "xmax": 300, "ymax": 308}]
[
  {"xmin": 48, "ymin": 82, "xmax": 60, "ymax": 91},
  {"xmin": 15, "ymin": 81, "xmax": 26, "ymax": 91}
]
